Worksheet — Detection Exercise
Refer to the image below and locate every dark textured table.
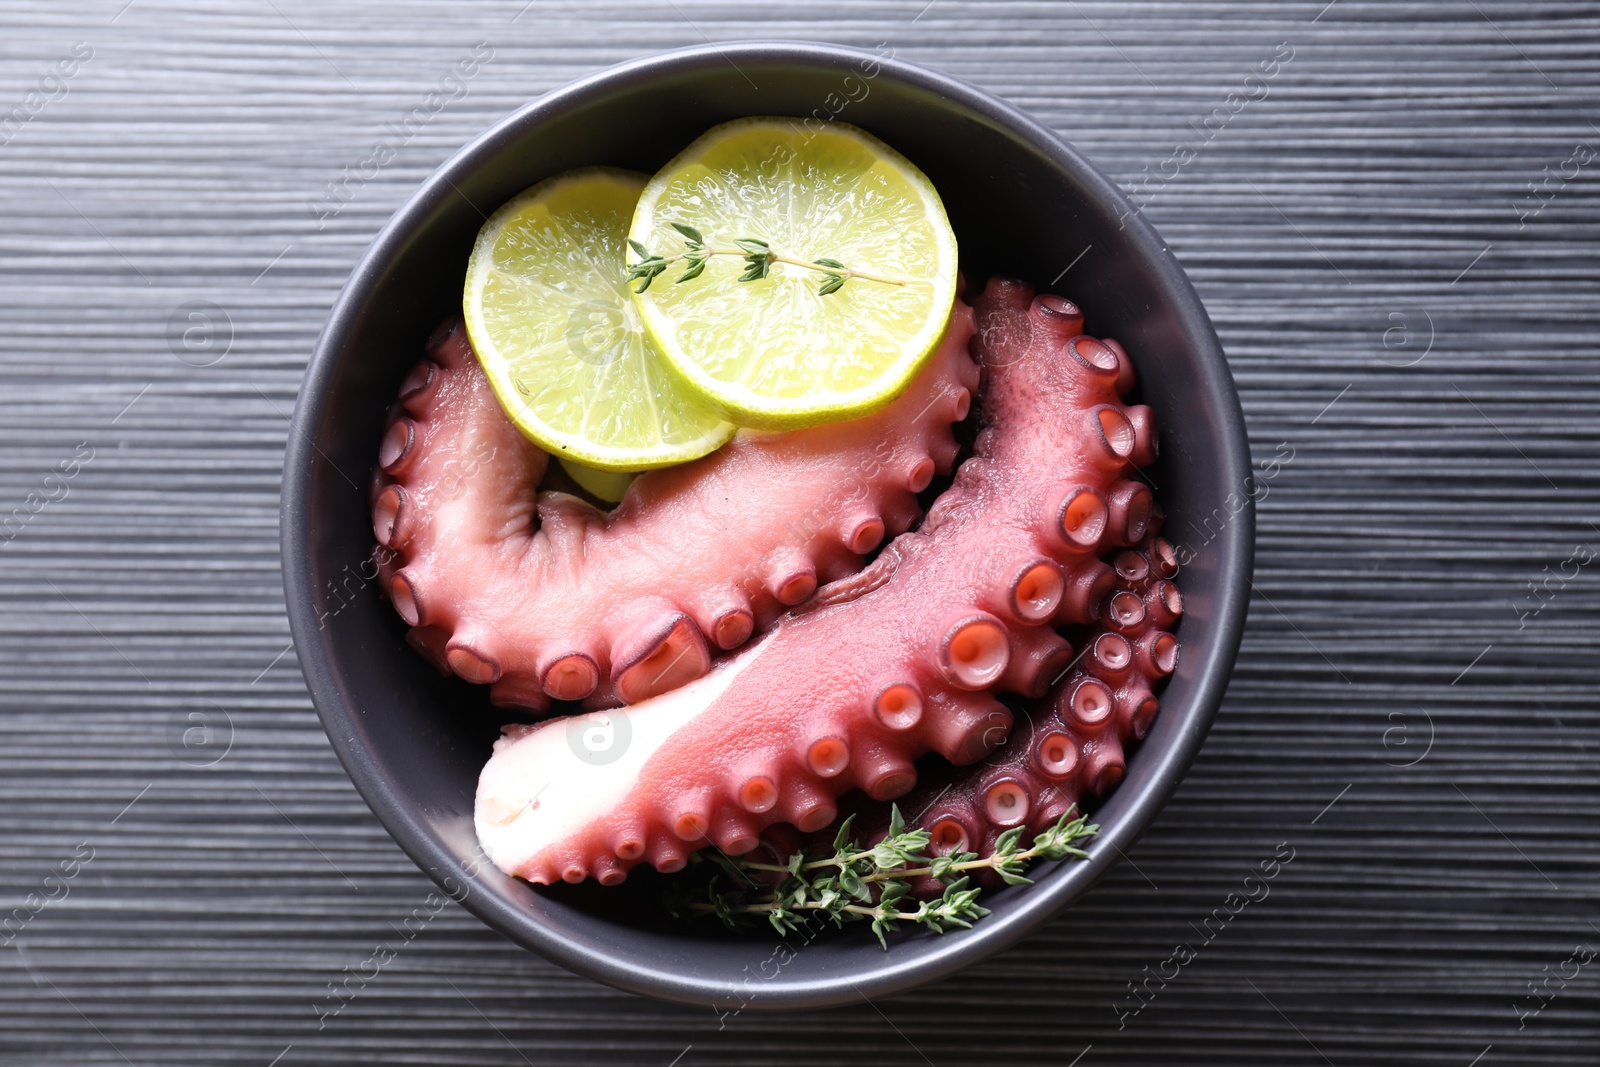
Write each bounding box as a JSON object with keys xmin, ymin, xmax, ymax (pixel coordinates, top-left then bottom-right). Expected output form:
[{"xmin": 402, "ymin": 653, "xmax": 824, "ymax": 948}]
[{"xmin": 2, "ymin": 2, "xmax": 1596, "ymax": 1064}]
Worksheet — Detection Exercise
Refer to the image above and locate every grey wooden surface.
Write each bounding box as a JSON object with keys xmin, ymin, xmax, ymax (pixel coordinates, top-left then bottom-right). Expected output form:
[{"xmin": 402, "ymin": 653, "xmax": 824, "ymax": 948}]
[{"xmin": 1, "ymin": 1, "xmax": 1597, "ymax": 1063}]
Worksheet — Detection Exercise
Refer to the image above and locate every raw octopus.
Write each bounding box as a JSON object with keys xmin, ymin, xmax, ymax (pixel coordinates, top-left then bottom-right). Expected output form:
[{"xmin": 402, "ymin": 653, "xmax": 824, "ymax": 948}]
[
  {"xmin": 370, "ymin": 307, "xmax": 977, "ymax": 711},
  {"xmin": 839, "ymin": 528, "xmax": 1181, "ymax": 897},
  {"xmin": 475, "ymin": 276, "xmax": 1161, "ymax": 885}
]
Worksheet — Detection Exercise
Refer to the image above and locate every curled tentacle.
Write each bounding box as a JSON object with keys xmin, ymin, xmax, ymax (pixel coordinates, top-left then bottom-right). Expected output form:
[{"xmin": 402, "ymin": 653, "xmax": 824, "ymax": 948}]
[
  {"xmin": 373, "ymin": 303, "xmax": 980, "ymax": 707},
  {"xmin": 877, "ymin": 528, "xmax": 1181, "ymax": 895},
  {"xmin": 474, "ymin": 277, "xmax": 1149, "ymax": 884}
]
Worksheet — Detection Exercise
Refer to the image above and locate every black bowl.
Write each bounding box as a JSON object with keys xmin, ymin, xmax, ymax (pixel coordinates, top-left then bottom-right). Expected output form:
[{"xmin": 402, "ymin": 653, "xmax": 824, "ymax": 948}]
[{"xmin": 281, "ymin": 41, "xmax": 1252, "ymax": 1010}]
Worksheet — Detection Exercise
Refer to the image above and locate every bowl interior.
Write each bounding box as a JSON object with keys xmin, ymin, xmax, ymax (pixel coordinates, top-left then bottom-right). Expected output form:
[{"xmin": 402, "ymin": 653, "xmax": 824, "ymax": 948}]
[{"xmin": 283, "ymin": 42, "xmax": 1251, "ymax": 1010}]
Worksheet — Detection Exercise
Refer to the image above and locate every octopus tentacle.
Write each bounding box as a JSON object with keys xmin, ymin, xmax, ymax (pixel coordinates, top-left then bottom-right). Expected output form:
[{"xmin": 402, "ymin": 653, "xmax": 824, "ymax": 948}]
[
  {"xmin": 885, "ymin": 528, "xmax": 1181, "ymax": 895},
  {"xmin": 373, "ymin": 304, "xmax": 979, "ymax": 709},
  {"xmin": 474, "ymin": 277, "xmax": 1151, "ymax": 884}
]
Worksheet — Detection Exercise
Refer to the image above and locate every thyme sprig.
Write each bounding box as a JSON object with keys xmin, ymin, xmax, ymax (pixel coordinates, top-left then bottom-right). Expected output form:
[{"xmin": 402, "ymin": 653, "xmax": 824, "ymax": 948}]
[
  {"xmin": 626, "ymin": 222, "xmax": 912, "ymax": 297},
  {"xmin": 673, "ymin": 805, "xmax": 1098, "ymax": 949}
]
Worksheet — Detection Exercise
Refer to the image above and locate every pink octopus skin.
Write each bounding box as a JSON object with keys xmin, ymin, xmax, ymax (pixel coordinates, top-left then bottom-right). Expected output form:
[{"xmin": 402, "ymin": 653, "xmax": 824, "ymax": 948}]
[
  {"xmin": 371, "ymin": 304, "xmax": 978, "ymax": 711},
  {"xmin": 853, "ymin": 528, "xmax": 1181, "ymax": 897},
  {"xmin": 474, "ymin": 277, "xmax": 1158, "ymax": 886}
]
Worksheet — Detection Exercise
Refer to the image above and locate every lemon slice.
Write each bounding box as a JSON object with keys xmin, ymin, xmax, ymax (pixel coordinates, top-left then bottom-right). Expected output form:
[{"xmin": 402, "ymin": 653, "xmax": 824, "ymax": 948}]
[
  {"xmin": 464, "ymin": 167, "xmax": 735, "ymax": 470},
  {"xmin": 556, "ymin": 456, "xmax": 635, "ymax": 504},
  {"xmin": 628, "ymin": 119, "xmax": 958, "ymax": 429}
]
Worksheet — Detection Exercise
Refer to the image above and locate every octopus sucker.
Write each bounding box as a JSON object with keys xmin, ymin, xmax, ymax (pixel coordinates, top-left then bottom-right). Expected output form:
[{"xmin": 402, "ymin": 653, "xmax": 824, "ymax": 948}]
[
  {"xmin": 444, "ymin": 638, "xmax": 501, "ymax": 685},
  {"xmin": 1005, "ymin": 558, "xmax": 1066, "ymax": 624},
  {"xmin": 921, "ymin": 690, "xmax": 1013, "ymax": 766},
  {"xmin": 846, "ymin": 515, "xmax": 887, "ymax": 555},
  {"xmin": 1058, "ymin": 558, "xmax": 1116, "ymax": 625},
  {"xmin": 853, "ymin": 737, "xmax": 918, "ymax": 801},
  {"xmin": 474, "ymin": 276, "xmax": 1153, "ymax": 885},
  {"xmin": 1107, "ymin": 480, "xmax": 1154, "ymax": 546},
  {"xmin": 540, "ymin": 652, "xmax": 601, "ymax": 702},
  {"xmin": 373, "ymin": 484, "xmax": 407, "ymax": 547},
  {"xmin": 1126, "ymin": 404, "xmax": 1159, "ymax": 467},
  {"xmin": 372, "ymin": 300, "xmax": 979, "ymax": 708},
  {"xmin": 1000, "ymin": 626, "xmax": 1074, "ymax": 699},
  {"xmin": 607, "ymin": 607, "xmax": 711, "ymax": 705},
  {"xmin": 488, "ymin": 674, "xmax": 552, "ymax": 714}
]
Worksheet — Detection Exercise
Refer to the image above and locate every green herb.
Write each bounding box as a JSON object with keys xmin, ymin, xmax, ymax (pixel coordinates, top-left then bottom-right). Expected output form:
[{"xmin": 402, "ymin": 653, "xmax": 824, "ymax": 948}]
[
  {"xmin": 625, "ymin": 224, "xmax": 911, "ymax": 297},
  {"xmin": 673, "ymin": 806, "xmax": 1097, "ymax": 949}
]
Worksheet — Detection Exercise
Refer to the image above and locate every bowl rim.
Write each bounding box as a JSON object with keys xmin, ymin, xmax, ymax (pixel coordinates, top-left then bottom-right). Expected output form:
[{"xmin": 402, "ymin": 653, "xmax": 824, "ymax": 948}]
[{"xmin": 282, "ymin": 39, "xmax": 1254, "ymax": 1010}]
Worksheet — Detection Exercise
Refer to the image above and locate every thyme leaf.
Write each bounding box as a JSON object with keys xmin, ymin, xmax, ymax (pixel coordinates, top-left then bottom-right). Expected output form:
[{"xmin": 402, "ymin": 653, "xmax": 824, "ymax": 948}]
[
  {"xmin": 625, "ymin": 227, "xmax": 914, "ymax": 297},
  {"xmin": 676, "ymin": 806, "xmax": 1098, "ymax": 948}
]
